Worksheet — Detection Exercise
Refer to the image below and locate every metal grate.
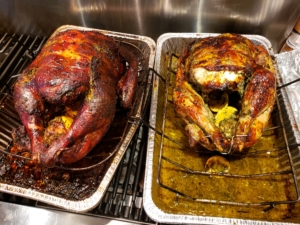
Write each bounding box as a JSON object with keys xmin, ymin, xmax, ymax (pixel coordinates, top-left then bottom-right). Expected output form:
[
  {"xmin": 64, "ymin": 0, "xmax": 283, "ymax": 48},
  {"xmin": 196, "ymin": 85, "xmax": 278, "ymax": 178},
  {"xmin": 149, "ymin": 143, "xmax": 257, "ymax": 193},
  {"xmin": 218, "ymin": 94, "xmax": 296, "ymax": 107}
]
[
  {"xmin": 0, "ymin": 31, "xmax": 155, "ymax": 224},
  {"xmin": 152, "ymin": 52, "xmax": 300, "ymax": 210}
]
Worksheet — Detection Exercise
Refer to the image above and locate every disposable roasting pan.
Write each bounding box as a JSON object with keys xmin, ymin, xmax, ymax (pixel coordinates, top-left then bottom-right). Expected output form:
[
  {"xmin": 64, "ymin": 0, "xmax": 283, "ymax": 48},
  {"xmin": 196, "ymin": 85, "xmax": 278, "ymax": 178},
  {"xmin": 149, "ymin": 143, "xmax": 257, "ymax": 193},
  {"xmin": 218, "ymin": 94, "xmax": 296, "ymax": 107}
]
[
  {"xmin": 0, "ymin": 25, "xmax": 156, "ymax": 212},
  {"xmin": 144, "ymin": 33, "xmax": 300, "ymax": 224}
]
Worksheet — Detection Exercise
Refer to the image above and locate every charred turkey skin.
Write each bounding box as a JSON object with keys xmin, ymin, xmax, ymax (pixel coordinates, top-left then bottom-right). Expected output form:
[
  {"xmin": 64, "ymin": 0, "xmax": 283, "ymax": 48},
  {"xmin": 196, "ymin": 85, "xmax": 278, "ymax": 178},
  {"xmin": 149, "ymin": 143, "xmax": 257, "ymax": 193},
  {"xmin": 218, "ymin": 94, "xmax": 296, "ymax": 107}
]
[
  {"xmin": 13, "ymin": 29, "xmax": 138, "ymax": 167},
  {"xmin": 173, "ymin": 33, "xmax": 276, "ymax": 153}
]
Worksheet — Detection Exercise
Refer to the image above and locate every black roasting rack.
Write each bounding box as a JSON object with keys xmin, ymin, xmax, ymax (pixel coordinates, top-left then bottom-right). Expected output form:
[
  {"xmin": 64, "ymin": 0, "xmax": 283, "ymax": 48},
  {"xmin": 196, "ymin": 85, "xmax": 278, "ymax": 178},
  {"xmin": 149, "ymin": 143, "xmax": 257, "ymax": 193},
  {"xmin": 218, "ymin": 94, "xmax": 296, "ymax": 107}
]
[{"xmin": 0, "ymin": 30, "xmax": 156, "ymax": 224}]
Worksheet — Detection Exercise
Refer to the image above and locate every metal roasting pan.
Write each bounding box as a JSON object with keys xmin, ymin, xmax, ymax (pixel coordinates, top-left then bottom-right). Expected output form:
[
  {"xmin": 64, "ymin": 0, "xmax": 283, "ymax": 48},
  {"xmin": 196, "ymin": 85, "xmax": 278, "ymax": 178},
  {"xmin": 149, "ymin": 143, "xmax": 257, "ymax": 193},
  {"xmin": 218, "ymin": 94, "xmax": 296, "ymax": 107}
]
[
  {"xmin": 0, "ymin": 25, "xmax": 156, "ymax": 212},
  {"xmin": 144, "ymin": 33, "xmax": 300, "ymax": 224}
]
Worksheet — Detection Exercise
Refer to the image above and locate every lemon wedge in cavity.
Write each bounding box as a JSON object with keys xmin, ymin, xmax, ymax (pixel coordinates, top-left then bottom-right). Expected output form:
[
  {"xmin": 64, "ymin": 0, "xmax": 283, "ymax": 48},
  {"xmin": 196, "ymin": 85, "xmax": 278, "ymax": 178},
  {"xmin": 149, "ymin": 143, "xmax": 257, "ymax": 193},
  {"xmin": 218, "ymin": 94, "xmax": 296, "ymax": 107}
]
[
  {"xmin": 215, "ymin": 106, "xmax": 238, "ymax": 126},
  {"xmin": 61, "ymin": 116, "xmax": 73, "ymax": 129}
]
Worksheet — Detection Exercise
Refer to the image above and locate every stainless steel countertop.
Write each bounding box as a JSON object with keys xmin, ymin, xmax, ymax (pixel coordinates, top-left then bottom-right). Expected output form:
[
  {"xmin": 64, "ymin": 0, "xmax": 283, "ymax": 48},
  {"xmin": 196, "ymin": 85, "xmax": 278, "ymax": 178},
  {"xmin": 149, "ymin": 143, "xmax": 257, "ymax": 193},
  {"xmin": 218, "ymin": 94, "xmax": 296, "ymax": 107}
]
[{"xmin": 0, "ymin": 201, "xmax": 144, "ymax": 225}]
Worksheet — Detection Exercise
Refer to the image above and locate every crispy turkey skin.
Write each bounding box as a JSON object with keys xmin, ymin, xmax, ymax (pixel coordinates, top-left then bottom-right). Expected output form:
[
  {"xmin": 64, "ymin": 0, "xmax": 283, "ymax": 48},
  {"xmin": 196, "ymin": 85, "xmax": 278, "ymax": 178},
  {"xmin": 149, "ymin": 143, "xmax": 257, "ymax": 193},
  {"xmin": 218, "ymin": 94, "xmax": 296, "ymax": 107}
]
[
  {"xmin": 13, "ymin": 29, "xmax": 138, "ymax": 167},
  {"xmin": 173, "ymin": 33, "xmax": 276, "ymax": 153}
]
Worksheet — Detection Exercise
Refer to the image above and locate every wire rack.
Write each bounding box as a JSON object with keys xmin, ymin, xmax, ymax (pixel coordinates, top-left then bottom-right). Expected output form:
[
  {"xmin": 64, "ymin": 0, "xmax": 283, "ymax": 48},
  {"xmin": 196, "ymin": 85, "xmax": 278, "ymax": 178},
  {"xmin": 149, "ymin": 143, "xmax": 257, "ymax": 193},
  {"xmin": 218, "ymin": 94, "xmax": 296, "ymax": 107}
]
[{"xmin": 151, "ymin": 52, "xmax": 300, "ymax": 211}]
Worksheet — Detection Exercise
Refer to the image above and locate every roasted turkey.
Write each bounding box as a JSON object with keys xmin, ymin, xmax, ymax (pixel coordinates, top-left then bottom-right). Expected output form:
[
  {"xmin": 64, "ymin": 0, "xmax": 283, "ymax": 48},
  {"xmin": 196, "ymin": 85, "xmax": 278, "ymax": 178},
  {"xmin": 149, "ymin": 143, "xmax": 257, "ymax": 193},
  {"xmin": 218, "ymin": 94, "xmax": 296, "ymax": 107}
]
[
  {"xmin": 173, "ymin": 33, "xmax": 276, "ymax": 153},
  {"xmin": 13, "ymin": 29, "xmax": 138, "ymax": 167}
]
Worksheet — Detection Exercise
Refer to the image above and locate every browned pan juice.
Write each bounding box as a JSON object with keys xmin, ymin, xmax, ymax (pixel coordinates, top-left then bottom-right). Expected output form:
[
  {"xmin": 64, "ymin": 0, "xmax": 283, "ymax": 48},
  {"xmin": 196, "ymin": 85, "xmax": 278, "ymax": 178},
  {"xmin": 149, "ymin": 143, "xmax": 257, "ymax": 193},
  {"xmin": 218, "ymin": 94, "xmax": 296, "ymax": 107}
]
[{"xmin": 152, "ymin": 52, "xmax": 299, "ymax": 221}]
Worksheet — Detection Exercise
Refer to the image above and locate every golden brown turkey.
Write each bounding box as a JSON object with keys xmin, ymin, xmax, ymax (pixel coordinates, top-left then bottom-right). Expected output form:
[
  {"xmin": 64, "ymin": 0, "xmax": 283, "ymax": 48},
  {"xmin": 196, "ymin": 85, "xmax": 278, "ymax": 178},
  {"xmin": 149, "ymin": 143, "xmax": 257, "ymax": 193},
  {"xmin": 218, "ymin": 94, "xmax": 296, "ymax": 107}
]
[
  {"xmin": 173, "ymin": 33, "xmax": 276, "ymax": 153},
  {"xmin": 13, "ymin": 29, "xmax": 138, "ymax": 167}
]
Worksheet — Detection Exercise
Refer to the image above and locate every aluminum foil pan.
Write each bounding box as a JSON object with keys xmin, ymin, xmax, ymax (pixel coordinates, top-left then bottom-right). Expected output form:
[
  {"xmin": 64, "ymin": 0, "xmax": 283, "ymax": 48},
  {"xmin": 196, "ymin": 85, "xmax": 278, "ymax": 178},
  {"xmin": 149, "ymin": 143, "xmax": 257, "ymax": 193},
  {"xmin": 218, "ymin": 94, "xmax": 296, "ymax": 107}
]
[
  {"xmin": 144, "ymin": 33, "xmax": 300, "ymax": 224},
  {"xmin": 275, "ymin": 48, "xmax": 300, "ymax": 137},
  {"xmin": 0, "ymin": 25, "xmax": 156, "ymax": 212}
]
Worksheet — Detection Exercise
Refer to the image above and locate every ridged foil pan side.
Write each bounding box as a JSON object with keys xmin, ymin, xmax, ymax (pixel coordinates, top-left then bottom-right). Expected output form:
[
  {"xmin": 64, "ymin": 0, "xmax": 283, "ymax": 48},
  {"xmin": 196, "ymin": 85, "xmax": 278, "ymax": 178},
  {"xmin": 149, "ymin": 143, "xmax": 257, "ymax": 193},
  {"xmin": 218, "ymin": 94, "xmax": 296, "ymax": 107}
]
[
  {"xmin": 275, "ymin": 49, "xmax": 300, "ymax": 144},
  {"xmin": 144, "ymin": 33, "xmax": 300, "ymax": 224},
  {"xmin": 0, "ymin": 25, "xmax": 156, "ymax": 212},
  {"xmin": 275, "ymin": 48, "xmax": 300, "ymax": 193}
]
